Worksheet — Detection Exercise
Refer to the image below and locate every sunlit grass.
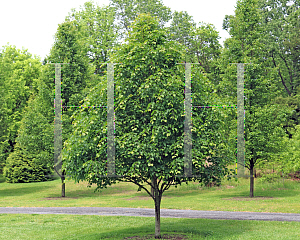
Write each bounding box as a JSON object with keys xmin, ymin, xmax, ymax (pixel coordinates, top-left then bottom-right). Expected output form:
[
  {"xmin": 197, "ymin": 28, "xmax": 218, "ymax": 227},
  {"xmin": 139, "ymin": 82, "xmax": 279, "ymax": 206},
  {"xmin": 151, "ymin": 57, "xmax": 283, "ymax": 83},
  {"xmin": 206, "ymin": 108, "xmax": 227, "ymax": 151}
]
[
  {"xmin": 1, "ymin": 173, "xmax": 300, "ymax": 239},
  {"xmin": 0, "ymin": 173, "xmax": 300, "ymax": 213}
]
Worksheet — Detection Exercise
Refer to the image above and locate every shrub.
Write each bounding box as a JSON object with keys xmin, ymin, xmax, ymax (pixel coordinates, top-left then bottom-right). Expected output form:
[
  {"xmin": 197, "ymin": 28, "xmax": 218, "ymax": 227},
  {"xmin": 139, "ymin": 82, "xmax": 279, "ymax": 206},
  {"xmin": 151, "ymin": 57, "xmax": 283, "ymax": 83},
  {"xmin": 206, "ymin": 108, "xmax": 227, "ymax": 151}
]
[{"xmin": 3, "ymin": 144, "xmax": 53, "ymax": 183}]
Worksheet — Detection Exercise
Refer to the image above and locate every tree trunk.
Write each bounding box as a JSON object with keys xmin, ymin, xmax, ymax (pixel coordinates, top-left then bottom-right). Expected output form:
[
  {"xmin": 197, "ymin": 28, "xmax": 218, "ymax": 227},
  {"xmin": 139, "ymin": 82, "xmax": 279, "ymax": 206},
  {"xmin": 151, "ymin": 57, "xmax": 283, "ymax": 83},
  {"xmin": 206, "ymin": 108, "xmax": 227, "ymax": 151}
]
[
  {"xmin": 154, "ymin": 189, "xmax": 161, "ymax": 238},
  {"xmin": 152, "ymin": 175, "xmax": 161, "ymax": 239},
  {"xmin": 250, "ymin": 166, "xmax": 254, "ymax": 198},
  {"xmin": 61, "ymin": 170, "xmax": 65, "ymax": 197}
]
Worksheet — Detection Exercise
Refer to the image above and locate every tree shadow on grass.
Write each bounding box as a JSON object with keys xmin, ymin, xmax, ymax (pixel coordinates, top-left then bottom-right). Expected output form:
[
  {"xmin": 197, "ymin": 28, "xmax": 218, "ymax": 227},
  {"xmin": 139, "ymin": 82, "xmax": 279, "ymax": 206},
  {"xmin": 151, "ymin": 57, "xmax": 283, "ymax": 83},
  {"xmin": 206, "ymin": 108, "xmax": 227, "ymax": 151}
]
[
  {"xmin": 54, "ymin": 182, "xmax": 140, "ymax": 199},
  {"xmin": 0, "ymin": 184, "xmax": 54, "ymax": 197},
  {"xmin": 76, "ymin": 217, "xmax": 252, "ymax": 240},
  {"xmin": 45, "ymin": 189, "xmax": 98, "ymax": 199}
]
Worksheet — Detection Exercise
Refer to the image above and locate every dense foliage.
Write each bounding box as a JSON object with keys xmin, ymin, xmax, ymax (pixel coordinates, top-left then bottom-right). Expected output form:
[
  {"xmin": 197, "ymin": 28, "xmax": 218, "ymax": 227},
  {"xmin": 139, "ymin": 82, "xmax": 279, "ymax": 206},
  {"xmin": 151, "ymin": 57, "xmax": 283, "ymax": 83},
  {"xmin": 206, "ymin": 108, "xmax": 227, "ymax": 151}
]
[
  {"xmin": 0, "ymin": 45, "xmax": 41, "ymax": 174},
  {"xmin": 63, "ymin": 13, "xmax": 233, "ymax": 237}
]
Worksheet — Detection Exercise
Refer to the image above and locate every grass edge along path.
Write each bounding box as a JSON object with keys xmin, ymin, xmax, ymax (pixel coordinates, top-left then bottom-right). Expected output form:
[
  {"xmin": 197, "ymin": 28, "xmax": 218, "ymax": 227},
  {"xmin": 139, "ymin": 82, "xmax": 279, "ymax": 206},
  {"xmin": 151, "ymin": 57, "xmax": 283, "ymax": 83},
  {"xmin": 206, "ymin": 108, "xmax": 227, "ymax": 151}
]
[
  {"xmin": 1, "ymin": 207, "xmax": 300, "ymax": 222},
  {"xmin": 1, "ymin": 214, "xmax": 300, "ymax": 240}
]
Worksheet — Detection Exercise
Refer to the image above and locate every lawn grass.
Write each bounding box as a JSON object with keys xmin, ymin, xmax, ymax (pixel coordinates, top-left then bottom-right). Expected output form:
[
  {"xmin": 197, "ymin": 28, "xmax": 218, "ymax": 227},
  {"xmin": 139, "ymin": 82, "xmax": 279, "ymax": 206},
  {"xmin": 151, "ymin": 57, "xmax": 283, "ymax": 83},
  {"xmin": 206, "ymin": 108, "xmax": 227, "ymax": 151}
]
[
  {"xmin": 0, "ymin": 174, "xmax": 300, "ymax": 214},
  {"xmin": 1, "ymin": 213, "xmax": 300, "ymax": 240},
  {"xmin": 1, "ymin": 174, "xmax": 300, "ymax": 239}
]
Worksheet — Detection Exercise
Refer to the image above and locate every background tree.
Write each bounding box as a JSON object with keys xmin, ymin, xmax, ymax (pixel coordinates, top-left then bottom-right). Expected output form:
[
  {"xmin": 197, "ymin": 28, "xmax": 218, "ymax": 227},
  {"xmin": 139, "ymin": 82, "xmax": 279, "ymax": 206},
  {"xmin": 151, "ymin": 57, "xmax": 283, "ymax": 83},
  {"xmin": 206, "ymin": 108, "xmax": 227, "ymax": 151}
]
[
  {"xmin": 220, "ymin": 0, "xmax": 292, "ymax": 197},
  {"xmin": 166, "ymin": 11, "xmax": 222, "ymax": 78},
  {"xmin": 165, "ymin": 10, "xmax": 196, "ymax": 61},
  {"xmin": 3, "ymin": 92, "xmax": 54, "ymax": 183},
  {"xmin": 43, "ymin": 19, "xmax": 95, "ymax": 192},
  {"xmin": 189, "ymin": 23, "xmax": 222, "ymax": 79},
  {"xmin": 258, "ymin": 0, "xmax": 300, "ymax": 138},
  {"xmin": 4, "ymin": 17, "xmax": 94, "ymax": 187},
  {"xmin": 67, "ymin": 1, "xmax": 120, "ymax": 76},
  {"xmin": 0, "ymin": 45, "xmax": 41, "ymax": 174},
  {"xmin": 109, "ymin": 0, "xmax": 172, "ymax": 41},
  {"xmin": 253, "ymin": 0, "xmax": 300, "ymax": 179},
  {"xmin": 63, "ymin": 14, "xmax": 233, "ymax": 238}
]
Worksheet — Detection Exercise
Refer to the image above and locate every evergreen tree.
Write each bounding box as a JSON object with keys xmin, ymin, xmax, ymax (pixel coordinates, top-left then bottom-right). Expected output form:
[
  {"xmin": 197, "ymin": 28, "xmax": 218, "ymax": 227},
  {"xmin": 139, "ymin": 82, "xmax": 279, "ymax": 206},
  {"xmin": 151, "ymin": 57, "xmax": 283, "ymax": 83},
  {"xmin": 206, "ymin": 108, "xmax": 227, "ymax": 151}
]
[
  {"xmin": 3, "ymin": 92, "xmax": 53, "ymax": 183},
  {"xmin": 0, "ymin": 45, "xmax": 41, "ymax": 174}
]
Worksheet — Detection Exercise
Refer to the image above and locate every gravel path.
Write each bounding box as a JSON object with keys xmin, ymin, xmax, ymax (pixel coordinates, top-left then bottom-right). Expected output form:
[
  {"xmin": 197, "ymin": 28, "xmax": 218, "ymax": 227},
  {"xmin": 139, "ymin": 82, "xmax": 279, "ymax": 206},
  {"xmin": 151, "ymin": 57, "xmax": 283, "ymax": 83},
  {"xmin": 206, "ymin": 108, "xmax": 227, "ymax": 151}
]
[{"xmin": 1, "ymin": 207, "xmax": 300, "ymax": 222}]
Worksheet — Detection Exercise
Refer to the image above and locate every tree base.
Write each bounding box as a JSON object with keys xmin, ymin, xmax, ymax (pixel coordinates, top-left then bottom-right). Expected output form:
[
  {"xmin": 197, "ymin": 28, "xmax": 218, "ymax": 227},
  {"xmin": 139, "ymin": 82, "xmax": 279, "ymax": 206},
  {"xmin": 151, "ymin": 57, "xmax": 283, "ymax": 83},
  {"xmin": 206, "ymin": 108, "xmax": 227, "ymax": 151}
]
[{"xmin": 123, "ymin": 234, "xmax": 188, "ymax": 239}]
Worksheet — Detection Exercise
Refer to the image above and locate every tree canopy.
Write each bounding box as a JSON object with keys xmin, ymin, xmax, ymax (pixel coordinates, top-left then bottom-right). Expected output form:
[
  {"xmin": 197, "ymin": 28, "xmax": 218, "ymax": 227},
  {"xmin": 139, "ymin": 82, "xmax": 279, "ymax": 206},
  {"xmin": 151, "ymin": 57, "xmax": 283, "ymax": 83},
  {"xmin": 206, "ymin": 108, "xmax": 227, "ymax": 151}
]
[{"xmin": 63, "ymin": 13, "xmax": 233, "ymax": 238}]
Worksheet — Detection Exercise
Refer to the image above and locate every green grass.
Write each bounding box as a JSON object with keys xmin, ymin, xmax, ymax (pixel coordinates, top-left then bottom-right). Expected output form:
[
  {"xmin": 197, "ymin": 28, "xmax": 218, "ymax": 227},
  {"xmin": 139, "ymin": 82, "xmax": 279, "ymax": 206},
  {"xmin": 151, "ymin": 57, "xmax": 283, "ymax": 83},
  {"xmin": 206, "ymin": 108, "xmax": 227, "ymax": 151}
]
[
  {"xmin": 1, "ymin": 214, "xmax": 300, "ymax": 240},
  {"xmin": 1, "ymin": 174, "xmax": 300, "ymax": 239},
  {"xmin": 0, "ymin": 174, "xmax": 300, "ymax": 214}
]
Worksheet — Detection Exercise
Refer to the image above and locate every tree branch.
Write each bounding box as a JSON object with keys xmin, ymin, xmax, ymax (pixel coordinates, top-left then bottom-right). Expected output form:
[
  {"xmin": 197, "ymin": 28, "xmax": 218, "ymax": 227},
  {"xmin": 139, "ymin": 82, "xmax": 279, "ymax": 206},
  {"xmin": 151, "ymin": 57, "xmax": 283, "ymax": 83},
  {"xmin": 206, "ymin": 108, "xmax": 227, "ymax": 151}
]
[
  {"xmin": 162, "ymin": 180, "xmax": 172, "ymax": 192},
  {"xmin": 278, "ymin": 52, "xmax": 293, "ymax": 89},
  {"xmin": 157, "ymin": 175, "xmax": 162, "ymax": 187},
  {"xmin": 162, "ymin": 176, "xmax": 178, "ymax": 192},
  {"xmin": 271, "ymin": 52, "xmax": 291, "ymax": 96},
  {"xmin": 121, "ymin": 176, "xmax": 154, "ymax": 200},
  {"xmin": 160, "ymin": 178, "xmax": 167, "ymax": 191}
]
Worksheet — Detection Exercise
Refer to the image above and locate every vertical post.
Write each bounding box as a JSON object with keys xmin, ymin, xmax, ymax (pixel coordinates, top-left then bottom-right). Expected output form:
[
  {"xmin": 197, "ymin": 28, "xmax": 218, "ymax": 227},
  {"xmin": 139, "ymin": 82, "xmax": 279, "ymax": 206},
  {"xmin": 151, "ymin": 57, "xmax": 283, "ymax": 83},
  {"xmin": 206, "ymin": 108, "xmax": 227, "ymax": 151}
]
[
  {"xmin": 54, "ymin": 63, "xmax": 65, "ymax": 196},
  {"xmin": 48, "ymin": 62, "xmax": 69, "ymax": 194},
  {"xmin": 107, "ymin": 63, "xmax": 115, "ymax": 177},
  {"xmin": 184, "ymin": 63, "xmax": 192, "ymax": 177},
  {"xmin": 54, "ymin": 63, "xmax": 62, "ymax": 177},
  {"xmin": 237, "ymin": 63, "xmax": 245, "ymax": 177}
]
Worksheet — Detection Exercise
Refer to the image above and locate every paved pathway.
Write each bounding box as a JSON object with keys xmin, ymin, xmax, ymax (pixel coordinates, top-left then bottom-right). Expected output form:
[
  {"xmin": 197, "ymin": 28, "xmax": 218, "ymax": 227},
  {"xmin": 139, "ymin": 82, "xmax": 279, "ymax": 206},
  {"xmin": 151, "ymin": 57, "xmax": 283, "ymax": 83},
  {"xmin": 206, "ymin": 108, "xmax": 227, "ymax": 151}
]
[{"xmin": 1, "ymin": 207, "xmax": 300, "ymax": 222}]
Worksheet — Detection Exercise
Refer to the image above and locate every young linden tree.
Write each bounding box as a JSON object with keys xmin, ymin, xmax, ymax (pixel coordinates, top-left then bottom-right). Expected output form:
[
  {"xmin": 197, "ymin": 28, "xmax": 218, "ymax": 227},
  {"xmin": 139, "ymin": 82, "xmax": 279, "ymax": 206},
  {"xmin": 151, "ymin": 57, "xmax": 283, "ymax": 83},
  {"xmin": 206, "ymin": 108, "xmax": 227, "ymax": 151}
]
[{"xmin": 63, "ymin": 13, "xmax": 233, "ymax": 238}]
